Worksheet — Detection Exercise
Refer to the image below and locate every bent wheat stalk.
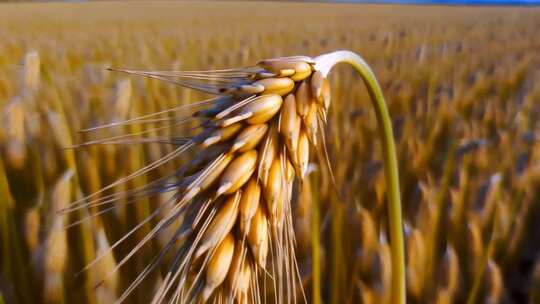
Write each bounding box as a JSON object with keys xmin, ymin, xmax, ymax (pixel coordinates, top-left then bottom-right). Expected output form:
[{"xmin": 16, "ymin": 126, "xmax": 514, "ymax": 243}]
[
  {"xmin": 314, "ymin": 50, "xmax": 406, "ymax": 304},
  {"xmin": 65, "ymin": 50, "xmax": 405, "ymax": 303}
]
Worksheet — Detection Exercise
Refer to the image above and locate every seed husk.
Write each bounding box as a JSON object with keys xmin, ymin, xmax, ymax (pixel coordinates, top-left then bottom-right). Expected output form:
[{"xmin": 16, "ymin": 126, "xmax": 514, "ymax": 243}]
[
  {"xmin": 253, "ymin": 71, "xmax": 277, "ymax": 79},
  {"xmin": 224, "ymin": 84, "xmax": 266, "ymax": 97},
  {"xmin": 239, "ymin": 178, "xmax": 261, "ymax": 236},
  {"xmin": 252, "ymin": 78, "xmax": 294, "ymax": 96},
  {"xmin": 279, "ymin": 94, "xmax": 297, "ymax": 136},
  {"xmin": 321, "ymin": 78, "xmax": 331, "ymax": 110},
  {"xmin": 195, "ymin": 192, "xmax": 240, "ymax": 258},
  {"xmin": 227, "ymin": 242, "xmax": 251, "ymax": 295},
  {"xmin": 248, "ymin": 205, "xmax": 269, "ymax": 269},
  {"xmin": 291, "ymin": 62, "xmax": 313, "ymax": 81},
  {"xmin": 218, "ymin": 112, "xmax": 253, "ymax": 128},
  {"xmin": 187, "ymin": 153, "xmax": 234, "ymax": 199},
  {"xmin": 202, "ymin": 123, "xmax": 243, "ymax": 147},
  {"xmin": 258, "ymin": 124, "xmax": 278, "ymax": 185},
  {"xmin": 297, "ymin": 130, "xmax": 310, "ymax": 179},
  {"xmin": 227, "ymin": 94, "xmax": 283, "ymax": 125},
  {"xmin": 264, "ymin": 157, "xmax": 282, "ymax": 215},
  {"xmin": 304, "ymin": 101, "xmax": 319, "ymax": 146},
  {"xmin": 276, "ymin": 69, "xmax": 295, "ymax": 77},
  {"xmin": 215, "ymin": 96, "xmax": 258, "ymax": 120},
  {"xmin": 257, "ymin": 60, "xmax": 312, "ymax": 81},
  {"xmin": 202, "ymin": 233, "xmax": 235, "ymax": 302},
  {"xmin": 236, "ymin": 84, "xmax": 265, "ymax": 95},
  {"xmin": 285, "ymin": 154, "xmax": 295, "ymax": 183},
  {"xmin": 310, "ymin": 70, "xmax": 324, "ymax": 100},
  {"xmin": 279, "ymin": 94, "xmax": 301, "ymax": 165},
  {"xmin": 217, "ymin": 150, "xmax": 258, "ymax": 196},
  {"xmin": 295, "ymin": 80, "xmax": 311, "ymax": 118},
  {"xmin": 232, "ymin": 124, "xmax": 268, "ymax": 152}
]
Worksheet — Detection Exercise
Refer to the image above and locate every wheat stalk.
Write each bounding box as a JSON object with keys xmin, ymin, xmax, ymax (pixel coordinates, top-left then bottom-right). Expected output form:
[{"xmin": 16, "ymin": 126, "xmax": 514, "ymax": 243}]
[
  {"xmin": 64, "ymin": 50, "xmax": 404, "ymax": 303},
  {"xmin": 314, "ymin": 50, "xmax": 405, "ymax": 304}
]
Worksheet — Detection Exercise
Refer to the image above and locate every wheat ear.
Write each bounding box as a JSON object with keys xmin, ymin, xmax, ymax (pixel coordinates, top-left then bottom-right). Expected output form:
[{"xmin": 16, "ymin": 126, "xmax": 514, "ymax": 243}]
[{"xmin": 66, "ymin": 50, "xmax": 404, "ymax": 304}]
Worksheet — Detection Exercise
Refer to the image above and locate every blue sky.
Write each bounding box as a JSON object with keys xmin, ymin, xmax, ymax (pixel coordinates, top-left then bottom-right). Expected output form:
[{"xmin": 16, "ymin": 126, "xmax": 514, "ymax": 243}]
[{"xmin": 331, "ymin": 0, "xmax": 539, "ymax": 4}]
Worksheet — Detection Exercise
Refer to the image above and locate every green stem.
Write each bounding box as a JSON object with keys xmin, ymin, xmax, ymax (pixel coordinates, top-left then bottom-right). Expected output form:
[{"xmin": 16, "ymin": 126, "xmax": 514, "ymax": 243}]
[
  {"xmin": 315, "ymin": 50, "xmax": 406, "ymax": 304},
  {"xmin": 311, "ymin": 188, "xmax": 321, "ymax": 304},
  {"xmin": 311, "ymin": 194, "xmax": 321, "ymax": 304}
]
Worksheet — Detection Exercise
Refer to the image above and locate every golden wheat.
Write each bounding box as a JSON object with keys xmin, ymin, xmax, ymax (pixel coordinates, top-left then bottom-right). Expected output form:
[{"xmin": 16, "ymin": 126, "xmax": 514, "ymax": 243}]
[
  {"xmin": 62, "ymin": 55, "xmax": 334, "ymax": 303},
  {"xmin": 2, "ymin": 4, "xmax": 540, "ymax": 303}
]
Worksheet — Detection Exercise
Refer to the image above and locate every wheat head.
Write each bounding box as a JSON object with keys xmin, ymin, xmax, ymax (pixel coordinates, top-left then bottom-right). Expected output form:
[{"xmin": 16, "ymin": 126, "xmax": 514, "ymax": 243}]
[{"xmin": 65, "ymin": 55, "xmax": 333, "ymax": 303}]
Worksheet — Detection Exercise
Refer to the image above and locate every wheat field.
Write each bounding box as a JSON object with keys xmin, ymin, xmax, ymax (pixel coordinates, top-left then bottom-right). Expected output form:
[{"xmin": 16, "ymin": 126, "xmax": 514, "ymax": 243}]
[{"xmin": 1, "ymin": 1, "xmax": 540, "ymax": 303}]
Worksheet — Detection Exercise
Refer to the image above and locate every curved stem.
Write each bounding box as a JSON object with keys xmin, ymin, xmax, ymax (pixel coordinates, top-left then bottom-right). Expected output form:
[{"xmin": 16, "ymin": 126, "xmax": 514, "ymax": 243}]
[
  {"xmin": 315, "ymin": 50, "xmax": 406, "ymax": 304},
  {"xmin": 311, "ymin": 183, "xmax": 321, "ymax": 304}
]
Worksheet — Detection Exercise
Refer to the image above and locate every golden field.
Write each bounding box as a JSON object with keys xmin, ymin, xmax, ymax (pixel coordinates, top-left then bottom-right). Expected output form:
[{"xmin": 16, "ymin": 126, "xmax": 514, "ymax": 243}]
[{"xmin": 1, "ymin": 1, "xmax": 540, "ymax": 303}]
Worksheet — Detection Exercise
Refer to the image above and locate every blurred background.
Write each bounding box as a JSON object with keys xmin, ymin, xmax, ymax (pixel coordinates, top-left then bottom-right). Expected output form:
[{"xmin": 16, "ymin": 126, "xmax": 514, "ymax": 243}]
[{"xmin": 1, "ymin": 1, "xmax": 540, "ymax": 303}]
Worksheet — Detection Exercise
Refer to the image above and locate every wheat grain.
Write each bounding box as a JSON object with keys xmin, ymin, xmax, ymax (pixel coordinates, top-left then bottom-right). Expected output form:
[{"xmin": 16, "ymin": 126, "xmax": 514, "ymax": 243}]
[
  {"xmin": 239, "ymin": 178, "xmax": 260, "ymax": 236},
  {"xmin": 226, "ymin": 242, "xmax": 251, "ymax": 303},
  {"xmin": 195, "ymin": 192, "xmax": 240, "ymax": 258},
  {"xmin": 231, "ymin": 124, "xmax": 268, "ymax": 153},
  {"xmin": 252, "ymin": 78, "xmax": 295, "ymax": 96},
  {"xmin": 297, "ymin": 131, "xmax": 310, "ymax": 179},
  {"xmin": 202, "ymin": 233, "xmax": 235, "ymax": 301},
  {"xmin": 216, "ymin": 150, "xmax": 258, "ymax": 196},
  {"xmin": 247, "ymin": 205, "xmax": 269, "ymax": 269}
]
